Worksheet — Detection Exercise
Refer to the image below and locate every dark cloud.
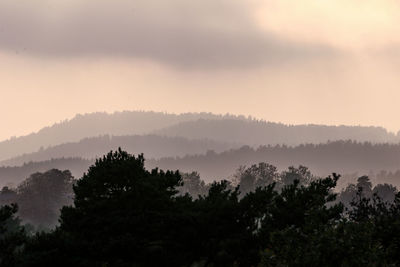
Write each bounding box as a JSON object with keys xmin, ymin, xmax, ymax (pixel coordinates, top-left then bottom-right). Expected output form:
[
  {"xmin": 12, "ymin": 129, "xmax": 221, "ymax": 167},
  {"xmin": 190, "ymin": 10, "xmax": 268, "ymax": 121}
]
[{"xmin": 0, "ymin": 0, "xmax": 337, "ymax": 69}]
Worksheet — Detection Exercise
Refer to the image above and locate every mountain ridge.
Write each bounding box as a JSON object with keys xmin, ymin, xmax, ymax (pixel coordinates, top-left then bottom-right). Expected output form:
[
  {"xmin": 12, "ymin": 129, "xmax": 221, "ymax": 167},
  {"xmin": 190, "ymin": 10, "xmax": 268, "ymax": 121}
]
[
  {"xmin": 1, "ymin": 110, "xmax": 399, "ymax": 164},
  {"xmin": 0, "ymin": 111, "xmax": 242, "ymax": 161}
]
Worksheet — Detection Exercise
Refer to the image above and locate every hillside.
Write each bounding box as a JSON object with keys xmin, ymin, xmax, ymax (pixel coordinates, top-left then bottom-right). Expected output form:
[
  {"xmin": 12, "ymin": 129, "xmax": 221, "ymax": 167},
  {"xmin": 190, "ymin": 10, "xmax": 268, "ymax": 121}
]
[
  {"xmin": 0, "ymin": 111, "xmax": 238, "ymax": 161},
  {"xmin": 2, "ymin": 141, "xmax": 400, "ymax": 188},
  {"xmin": 155, "ymin": 119, "xmax": 400, "ymax": 146},
  {"xmin": 0, "ymin": 135, "xmax": 239, "ymax": 166},
  {"xmin": 1, "ymin": 111, "xmax": 399, "ymax": 163}
]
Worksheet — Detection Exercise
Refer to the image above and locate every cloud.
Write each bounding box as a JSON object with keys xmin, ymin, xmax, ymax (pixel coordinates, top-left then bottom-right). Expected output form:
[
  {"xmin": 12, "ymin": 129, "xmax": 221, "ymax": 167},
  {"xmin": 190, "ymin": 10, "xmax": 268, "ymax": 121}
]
[{"xmin": 0, "ymin": 0, "xmax": 337, "ymax": 69}]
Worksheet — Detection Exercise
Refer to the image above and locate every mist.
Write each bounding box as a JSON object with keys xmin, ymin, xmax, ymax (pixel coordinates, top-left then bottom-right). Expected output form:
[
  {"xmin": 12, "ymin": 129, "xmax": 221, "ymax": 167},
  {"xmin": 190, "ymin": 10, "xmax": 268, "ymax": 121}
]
[{"xmin": 2, "ymin": 0, "xmax": 400, "ymax": 265}]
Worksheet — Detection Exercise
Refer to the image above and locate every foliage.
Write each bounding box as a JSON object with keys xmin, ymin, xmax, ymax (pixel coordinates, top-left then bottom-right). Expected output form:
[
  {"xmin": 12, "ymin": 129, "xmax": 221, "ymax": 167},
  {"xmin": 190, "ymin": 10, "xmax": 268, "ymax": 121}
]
[
  {"xmin": 234, "ymin": 163, "xmax": 313, "ymax": 195},
  {"xmin": 234, "ymin": 163, "xmax": 279, "ymax": 195},
  {"xmin": 5, "ymin": 149, "xmax": 400, "ymax": 266},
  {"xmin": 338, "ymin": 175, "xmax": 398, "ymax": 209},
  {"xmin": 0, "ymin": 204, "xmax": 26, "ymax": 266},
  {"xmin": 178, "ymin": 171, "xmax": 209, "ymax": 198},
  {"xmin": 16, "ymin": 169, "xmax": 74, "ymax": 228}
]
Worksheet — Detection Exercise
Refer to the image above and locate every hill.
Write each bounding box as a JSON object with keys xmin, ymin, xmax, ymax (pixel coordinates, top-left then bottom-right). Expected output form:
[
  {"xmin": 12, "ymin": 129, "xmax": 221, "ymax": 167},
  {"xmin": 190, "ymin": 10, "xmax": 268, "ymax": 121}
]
[
  {"xmin": 0, "ymin": 111, "xmax": 238, "ymax": 161},
  {"xmin": 2, "ymin": 141, "xmax": 400, "ymax": 188},
  {"xmin": 1, "ymin": 111, "xmax": 399, "ymax": 163},
  {"xmin": 0, "ymin": 135, "xmax": 238, "ymax": 166},
  {"xmin": 155, "ymin": 119, "xmax": 399, "ymax": 146}
]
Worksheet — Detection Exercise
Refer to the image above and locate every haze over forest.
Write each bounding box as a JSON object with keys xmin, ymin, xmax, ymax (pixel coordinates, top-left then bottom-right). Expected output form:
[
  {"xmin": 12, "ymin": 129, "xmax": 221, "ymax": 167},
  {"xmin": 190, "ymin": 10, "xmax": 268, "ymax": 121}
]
[
  {"xmin": 1, "ymin": 111, "xmax": 400, "ymax": 189},
  {"xmin": 3, "ymin": 0, "xmax": 400, "ymax": 265}
]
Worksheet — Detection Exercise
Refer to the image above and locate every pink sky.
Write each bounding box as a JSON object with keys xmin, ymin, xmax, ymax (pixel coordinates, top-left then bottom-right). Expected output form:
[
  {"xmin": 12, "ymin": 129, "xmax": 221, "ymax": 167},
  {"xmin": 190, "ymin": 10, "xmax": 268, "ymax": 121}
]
[{"xmin": 1, "ymin": 0, "xmax": 400, "ymax": 140}]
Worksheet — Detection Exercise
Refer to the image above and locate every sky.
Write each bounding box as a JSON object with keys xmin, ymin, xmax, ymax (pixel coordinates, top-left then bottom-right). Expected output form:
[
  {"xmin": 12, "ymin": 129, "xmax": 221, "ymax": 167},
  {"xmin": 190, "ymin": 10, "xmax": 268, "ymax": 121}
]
[{"xmin": 1, "ymin": 0, "xmax": 400, "ymax": 141}]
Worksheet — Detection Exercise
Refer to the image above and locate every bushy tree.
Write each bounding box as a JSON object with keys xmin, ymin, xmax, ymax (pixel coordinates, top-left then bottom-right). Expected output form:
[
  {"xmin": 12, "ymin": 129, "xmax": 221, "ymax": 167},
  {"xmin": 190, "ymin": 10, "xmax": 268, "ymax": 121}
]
[
  {"xmin": 280, "ymin": 165, "xmax": 313, "ymax": 186},
  {"xmin": 234, "ymin": 163, "xmax": 279, "ymax": 195},
  {"xmin": 0, "ymin": 186, "xmax": 17, "ymax": 206},
  {"xmin": 338, "ymin": 175, "xmax": 398, "ymax": 209},
  {"xmin": 258, "ymin": 174, "xmax": 344, "ymax": 266},
  {"xmin": 178, "ymin": 171, "xmax": 208, "ymax": 198},
  {"xmin": 16, "ymin": 169, "xmax": 74, "ymax": 228},
  {"xmin": 372, "ymin": 183, "xmax": 397, "ymax": 203},
  {"xmin": 356, "ymin": 175, "xmax": 373, "ymax": 197}
]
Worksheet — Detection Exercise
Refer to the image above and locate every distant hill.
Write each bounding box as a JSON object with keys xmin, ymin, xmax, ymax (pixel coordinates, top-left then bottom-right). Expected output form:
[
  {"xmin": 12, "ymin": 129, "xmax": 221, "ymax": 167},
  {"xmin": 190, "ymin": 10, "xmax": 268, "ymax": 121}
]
[
  {"xmin": 154, "ymin": 119, "xmax": 400, "ymax": 146},
  {"xmin": 0, "ymin": 111, "xmax": 239, "ymax": 161},
  {"xmin": 2, "ymin": 141, "xmax": 400, "ymax": 188},
  {"xmin": 0, "ymin": 135, "xmax": 239, "ymax": 166},
  {"xmin": 0, "ymin": 110, "xmax": 399, "ymax": 163}
]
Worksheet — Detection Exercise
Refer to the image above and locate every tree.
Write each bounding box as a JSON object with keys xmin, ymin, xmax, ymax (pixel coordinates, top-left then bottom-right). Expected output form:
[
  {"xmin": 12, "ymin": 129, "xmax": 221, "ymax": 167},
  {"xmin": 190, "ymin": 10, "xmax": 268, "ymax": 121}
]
[
  {"xmin": 24, "ymin": 149, "xmax": 187, "ymax": 266},
  {"xmin": 338, "ymin": 176, "xmax": 392, "ymax": 209},
  {"xmin": 372, "ymin": 183, "xmax": 397, "ymax": 203},
  {"xmin": 280, "ymin": 165, "xmax": 314, "ymax": 186},
  {"xmin": 178, "ymin": 171, "xmax": 208, "ymax": 198},
  {"xmin": 356, "ymin": 175, "xmax": 372, "ymax": 198},
  {"xmin": 234, "ymin": 162, "xmax": 279, "ymax": 195},
  {"xmin": 16, "ymin": 169, "xmax": 74, "ymax": 228},
  {"xmin": 0, "ymin": 187, "xmax": 17, "ymax": 206},
  {"xmin": 0, "ymin": 204, "xmax": 26, "ymax": 266},
  {"xmin": 338, "ymin": 183, "xmax": 358, "ymax": 208},
  {"xmin": 259, "ymin": 174, "xmax": 345, "ymax": 266},
  {"xmin": 192, "ymin": 180, "xmax": 260, "ymax": 266}
]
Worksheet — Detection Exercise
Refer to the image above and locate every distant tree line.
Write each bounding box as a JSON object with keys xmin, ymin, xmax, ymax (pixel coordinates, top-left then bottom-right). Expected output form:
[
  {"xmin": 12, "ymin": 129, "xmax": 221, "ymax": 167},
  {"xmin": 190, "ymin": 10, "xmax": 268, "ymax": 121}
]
[
  {"xmin": 4, "ymin": 140, "xmax": 400, "ymax": 189},
  {"xmin": 150, "ymin": 140, "xmax": 400, "ymax": 187},
  {"xmin": 179, "ymin": 163, "xmax": 398, "ymax": 207},
  {"xmin": 155, "ymin": 118, "xmax": 399, "ymax": 146}
]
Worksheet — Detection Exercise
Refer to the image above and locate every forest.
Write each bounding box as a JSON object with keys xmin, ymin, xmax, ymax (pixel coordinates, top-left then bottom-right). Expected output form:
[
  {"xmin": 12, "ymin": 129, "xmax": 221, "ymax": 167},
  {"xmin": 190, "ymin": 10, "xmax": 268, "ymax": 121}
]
[
  {"xmin": 1, "ymin": 149, "xmax": 400, "ymax": 266},
  {"xmin": 0, "ymin": 111, "xmax": 398, "ymax": 162},
  {"xmin": 2, "ymin": 111, "xmax": 400, "ymax": 191}
]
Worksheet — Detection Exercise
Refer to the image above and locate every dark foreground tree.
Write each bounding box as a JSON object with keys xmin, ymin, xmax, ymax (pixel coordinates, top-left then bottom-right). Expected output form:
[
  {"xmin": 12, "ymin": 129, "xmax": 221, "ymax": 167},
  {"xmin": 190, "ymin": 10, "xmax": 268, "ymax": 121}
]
[
  {"xmin": 0, "ymin": 204, "xmax": 26, "ymax": 266},
  {"xmin": 21, "ymin": 149, "xmax": 185, "ymax": 266},
  {"xmin": 19, "ymin": 150, "xmax": 270, "ymax": 266}
]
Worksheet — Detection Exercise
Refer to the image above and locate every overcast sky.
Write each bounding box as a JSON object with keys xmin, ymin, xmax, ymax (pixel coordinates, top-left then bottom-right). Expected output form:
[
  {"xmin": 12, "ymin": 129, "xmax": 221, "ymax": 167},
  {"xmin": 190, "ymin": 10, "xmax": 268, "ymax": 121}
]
[{"xmin": 1, "ymin": 0, "xmax": 400, "ymax": 140}]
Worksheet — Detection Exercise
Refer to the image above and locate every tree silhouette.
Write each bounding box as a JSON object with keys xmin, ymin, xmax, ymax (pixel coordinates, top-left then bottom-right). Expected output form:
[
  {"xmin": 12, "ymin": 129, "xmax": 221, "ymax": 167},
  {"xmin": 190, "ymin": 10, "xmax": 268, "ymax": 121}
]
[
  {"xmin": 0, "ymin": 204, "xmax": 26, "ymax": 266},
  {"xmin": 12, "ymin": 150, "xmax": 400, "ymax": 266}
]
